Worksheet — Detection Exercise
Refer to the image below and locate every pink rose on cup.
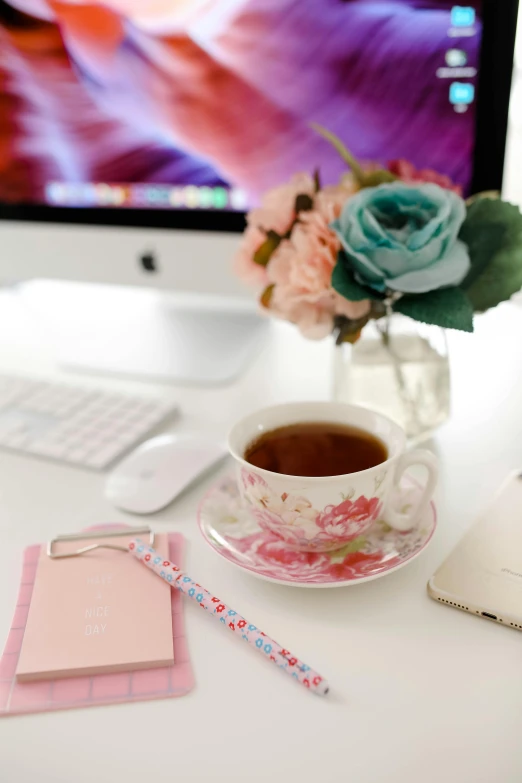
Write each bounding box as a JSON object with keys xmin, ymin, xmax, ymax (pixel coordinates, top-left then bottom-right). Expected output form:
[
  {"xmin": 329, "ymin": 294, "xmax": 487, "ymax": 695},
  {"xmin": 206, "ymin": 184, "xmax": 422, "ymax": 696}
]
[
  {"xmin": 316, "ymin": 495, "xmax": 382, "ymax": 544},
  {"xmin": 230, "ymin": 531, "xmax": 331, "ymax": 580},
  {"xmin": 226, "ymin": 529, "xmax": 402, "ymax": 583},
  {"xmin": 241, "ymin": 468, "xmax": 266, "ymax": 489},
  {"xmin": 251, "ymin": 508, "xmax": 309, "ymax": 547},
  {"xmin": 249, "ymin": 490, "xmax": 320, "ymax": 547},
  {"xmin": 240, "ymin": 469, "xmax": 272, "ymax": 508},
  {"xmin": 241, "ymin": 470, "xmax": 320, "ymax": 544}
]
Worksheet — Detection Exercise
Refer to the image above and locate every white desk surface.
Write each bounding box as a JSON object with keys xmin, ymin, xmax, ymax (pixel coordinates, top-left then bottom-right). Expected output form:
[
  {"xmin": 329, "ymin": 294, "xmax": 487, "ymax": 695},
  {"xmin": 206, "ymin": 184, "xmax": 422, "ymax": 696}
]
[{"xmin": 1, "ymin": 290, "xmax": 522, "ymax": 783}]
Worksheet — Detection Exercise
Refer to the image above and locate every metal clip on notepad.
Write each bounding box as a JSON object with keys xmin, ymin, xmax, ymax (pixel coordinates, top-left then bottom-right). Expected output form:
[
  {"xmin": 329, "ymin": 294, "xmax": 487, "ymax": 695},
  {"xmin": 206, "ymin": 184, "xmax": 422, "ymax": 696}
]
[{"xmin": 47, "ymin": 526, "xmax": 155, "ymax": 559}]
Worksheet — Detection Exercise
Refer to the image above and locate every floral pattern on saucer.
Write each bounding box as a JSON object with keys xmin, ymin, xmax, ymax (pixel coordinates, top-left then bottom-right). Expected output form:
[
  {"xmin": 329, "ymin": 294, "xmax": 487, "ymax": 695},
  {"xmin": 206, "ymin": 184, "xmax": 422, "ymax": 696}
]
[
  {"xmin": 240, "ymin": 468, "xmax": 383, "ymax": 551},
  {"xmin": 197, "ymin": 475, "xmax": 437, "ymax": 587}
]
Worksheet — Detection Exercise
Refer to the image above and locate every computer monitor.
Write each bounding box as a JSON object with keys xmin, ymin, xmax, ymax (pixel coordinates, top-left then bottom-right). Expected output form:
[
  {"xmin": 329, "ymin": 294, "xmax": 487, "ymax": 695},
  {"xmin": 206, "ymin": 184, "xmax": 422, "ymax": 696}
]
[{"xmin": 0, "ymin": 0, "xmax": 518, "ymax": 379}]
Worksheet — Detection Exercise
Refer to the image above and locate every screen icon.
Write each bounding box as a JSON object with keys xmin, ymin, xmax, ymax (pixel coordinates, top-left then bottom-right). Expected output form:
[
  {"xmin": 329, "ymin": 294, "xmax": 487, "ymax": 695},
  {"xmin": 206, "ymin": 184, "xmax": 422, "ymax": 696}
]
[
  {"xmin": 46, "ymin": 182, "xmax": 67, "ymax": 205},
  {"xmin": 230, "ymin": 189, "xmax": 249, "ymax": 210},
  {"xmin": 445, "ymin": 49, "xmax": 468, "ymax": 67},
  {"xmin": 111, "ymin": 186, "xmax": 126, "ymax": 206},
  {"xmin": 79, "ymin": 184, "xmax": 98, "ymax": 205},
  {"xmin": 184, "ymin": 186, "xmax": 200, "ymax": 208},
  {"xmin": 130, "ymin": 185, "xmax": 147, "ymax": 206},
  {"xmin": 169, "ymin": 188, "xmax": 185, "ymax": 207},
  {"xmin": 146, "ymin": 186, "xmax": 170, "ymax": 206},
  {"xmin": 450, "ymin": 6, "xmax": 476, "ymax": 27},
  {"xmin": 95, "ymin": 183, "xmax": 114, "ymax": 206},
  {"xmin": 198, "ymin": 186, "xmax": 214, "ymax": 208},
  {"xmin": 449, "ymin": 82, "xmax": 475, "ymax": 105},
  {"xmin": 212, "ymin": 187, "xmax": 228, "ymax": 209}
]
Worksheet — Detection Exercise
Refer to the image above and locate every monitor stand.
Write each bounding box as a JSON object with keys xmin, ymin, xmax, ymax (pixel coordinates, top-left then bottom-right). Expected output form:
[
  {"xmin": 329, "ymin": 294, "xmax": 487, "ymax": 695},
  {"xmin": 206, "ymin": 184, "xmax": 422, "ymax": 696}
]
[{"xmin": 17, "ymin": 280, "xmax": 268, "ymax": 384}]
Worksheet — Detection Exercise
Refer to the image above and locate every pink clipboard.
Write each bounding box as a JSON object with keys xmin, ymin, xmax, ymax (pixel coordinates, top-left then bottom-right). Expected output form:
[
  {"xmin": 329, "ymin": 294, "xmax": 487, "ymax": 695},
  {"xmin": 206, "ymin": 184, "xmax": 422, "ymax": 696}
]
[{"xmin": 0, "ymin": 530, "xmax": 194, "ymax": 717}]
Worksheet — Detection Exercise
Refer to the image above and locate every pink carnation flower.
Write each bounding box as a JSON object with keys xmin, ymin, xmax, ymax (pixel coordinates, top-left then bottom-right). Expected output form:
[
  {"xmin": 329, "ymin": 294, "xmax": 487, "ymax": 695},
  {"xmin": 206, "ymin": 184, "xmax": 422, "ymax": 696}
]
[
  {"xmin": 267, "ymin": 209, "xmax": 370, "ymax": 339},
  {"xmin": 388, "ymin": 159, "xmax": 463, "ymax": 195},
  {"xmin": 233, "ymin": 175, "xmax": 360, "ymax": 289},
  {"xmin": 314, "ymin": 178, "xmax": 360, "ymax": 222},
  {"xmin": 234, "ymin": 173, "xmax": 370, "ymax": 338},
  {"xmin": 233, "ymin": 173, "xmax": 316, "ymax": 287}
]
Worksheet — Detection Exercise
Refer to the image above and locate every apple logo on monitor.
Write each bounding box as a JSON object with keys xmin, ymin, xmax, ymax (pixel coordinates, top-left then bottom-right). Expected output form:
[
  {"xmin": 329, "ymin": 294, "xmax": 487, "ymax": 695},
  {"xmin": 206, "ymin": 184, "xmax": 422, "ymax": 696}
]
[{"xmin": 140, "ymin": 251, "xmax": 158, "ymax": 273}]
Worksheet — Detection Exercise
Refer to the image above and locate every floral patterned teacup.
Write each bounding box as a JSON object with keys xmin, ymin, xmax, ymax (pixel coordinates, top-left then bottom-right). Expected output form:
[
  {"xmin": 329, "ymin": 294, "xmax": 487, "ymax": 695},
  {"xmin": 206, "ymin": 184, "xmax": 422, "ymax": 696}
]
[{"xmin": 228, "ymin": 402, "xmax": 438, "ymax": 552}]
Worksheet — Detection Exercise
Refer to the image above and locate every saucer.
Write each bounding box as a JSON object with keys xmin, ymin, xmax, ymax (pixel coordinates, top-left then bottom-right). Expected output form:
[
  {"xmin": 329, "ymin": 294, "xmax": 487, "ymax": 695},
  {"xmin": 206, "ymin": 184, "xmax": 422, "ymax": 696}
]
[{"xmin": 197, "ymin": 474, "xmax": 437, "ymax": 588}]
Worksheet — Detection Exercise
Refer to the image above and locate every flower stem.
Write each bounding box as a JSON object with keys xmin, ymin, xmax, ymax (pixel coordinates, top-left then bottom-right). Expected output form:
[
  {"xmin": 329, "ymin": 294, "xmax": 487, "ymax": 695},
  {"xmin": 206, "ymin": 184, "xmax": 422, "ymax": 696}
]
[{"xmin": 376, "ymin": 317, "xmax": 422, "ymax": 435}]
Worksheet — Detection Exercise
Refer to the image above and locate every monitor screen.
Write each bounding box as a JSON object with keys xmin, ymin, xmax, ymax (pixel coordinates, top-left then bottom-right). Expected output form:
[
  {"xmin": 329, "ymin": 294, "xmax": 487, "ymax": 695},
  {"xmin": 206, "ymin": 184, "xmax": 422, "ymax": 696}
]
[{"xmin": 0, "ymin": 0, "xmax": 483, "ymax": 215}]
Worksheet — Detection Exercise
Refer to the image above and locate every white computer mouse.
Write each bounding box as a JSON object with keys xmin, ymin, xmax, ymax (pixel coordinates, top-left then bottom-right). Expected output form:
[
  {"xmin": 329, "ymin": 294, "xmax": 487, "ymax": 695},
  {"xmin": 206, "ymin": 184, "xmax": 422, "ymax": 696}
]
[{"xmin": 105, "ymin": 433, "xmax": 227, "ymax": 514}]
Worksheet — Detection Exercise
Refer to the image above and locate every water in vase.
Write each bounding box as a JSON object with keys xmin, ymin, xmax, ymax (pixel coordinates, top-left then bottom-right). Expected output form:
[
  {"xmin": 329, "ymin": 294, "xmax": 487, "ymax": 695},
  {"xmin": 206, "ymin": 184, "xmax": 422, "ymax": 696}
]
[{"xmin": 333, "ymin": 317, "xmax": 450, "ymax": 442}]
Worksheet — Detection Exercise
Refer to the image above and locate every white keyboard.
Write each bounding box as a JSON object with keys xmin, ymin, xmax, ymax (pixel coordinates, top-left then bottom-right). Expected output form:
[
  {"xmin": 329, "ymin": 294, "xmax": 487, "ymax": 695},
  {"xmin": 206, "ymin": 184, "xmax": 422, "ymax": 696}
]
[{"xmin": 0, "ymin": 375, "xmax": 177, "ymax": 470}]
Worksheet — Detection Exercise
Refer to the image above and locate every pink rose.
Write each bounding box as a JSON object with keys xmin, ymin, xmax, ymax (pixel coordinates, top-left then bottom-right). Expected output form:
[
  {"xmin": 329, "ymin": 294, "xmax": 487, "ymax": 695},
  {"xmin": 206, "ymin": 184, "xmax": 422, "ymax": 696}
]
[
  {"xmin": 249, "ymin": 489, "xmax": 320, "ymax": 547},
  {"xmin": 327, "ymin": 550, "xmax": 399, "ymax": 580},
  {"xmin": 267, "ymin": 213, "xmax": 339, "ymax": 339},
  {"xmin": 229, "ymin": 531, "xmax": 332, "ymax": 580},
  {"xmin": 234, "ymin": 173, "xmax": 370, "ymax": 336},
  {"xmin": 388, "ymin": 159, "xmax": 463, "ymax": 195},
  {"xmin": 316, "ymin": 495, "xmax": 382, "ymax": 543},
  {"xmin": 267, "ymin": 209, "xmax": 370, "ymax": 338},
  {"xmin": 225, "ymin": 530, "xmax": 401, "ymax": 583},
  {"xmin": 317, "ymin": 183, "xmax": 371, "ymax": 322},
  {"xmin": 269, "ymin": 211, "xmax": 339, "ymax": 294},
  {"xmin": 233, "ymin": 173, "xmax": 315, "ymax": 287},
  {"xmin": 234, "ymin": 225, "xmax": 273, "ymax": 287},
  {"xmin": 258, "ymin": 173, "xmax": 316, "ymax": 231},
  {"xmin": 251, "ymin": 508, "xmax": 309, "ymax": 547},
  {"xmin": 240, "ymin": 469, "xmax": 268, "ymax": 490}
]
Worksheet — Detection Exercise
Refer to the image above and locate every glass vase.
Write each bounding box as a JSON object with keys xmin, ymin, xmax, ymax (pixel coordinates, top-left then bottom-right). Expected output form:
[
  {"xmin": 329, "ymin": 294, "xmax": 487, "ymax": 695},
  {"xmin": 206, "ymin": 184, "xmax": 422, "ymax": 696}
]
[{"xmin": 332, "ymin": 315, "xmax": 450, "ymax": 442}]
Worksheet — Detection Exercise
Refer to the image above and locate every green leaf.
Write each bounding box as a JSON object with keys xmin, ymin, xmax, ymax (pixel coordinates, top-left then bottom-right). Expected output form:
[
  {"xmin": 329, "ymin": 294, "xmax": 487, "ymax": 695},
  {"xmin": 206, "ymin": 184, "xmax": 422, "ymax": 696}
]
[
  {"xmin": 334, "ymin": 314, "xmax": 370, "ymax": 345},
  {"xmin": 459, "ymin": 198, "xmax": 522, "ymax": 311},
  {"xmin": 259, "ymin": 284, "xmax": 275, "ymax": 309},
  {"xmin": 332, "ymin": 253, "xmax": 384, "ymax": 301},
  {"xmin": 310, "ymin": 123, "xmax": 365, "ymax": 184},
  {"xmin": 253, "ymin": 230, "xmax": 281, "ymax": 267},
  {"xmin": 329, "ymin": 536, "xmax": 366, "ymax": 563},
  {"xmin": 459, "ymin": 196, "xmax": 507, "ymax": 290},
  {"xmin": 394, "ymin": 287, "xmax": 474, "ymax": 332},
  {"xmin": 310, "ymin": 124, "xmax": 397, "ymax": 189},
  {"xmin": 294, "ymin": 193, "xmax": 314, "ymax": 213},
  {"xmin": 337, "ymin": 328, "xmax": 364, "ymax": 345}
]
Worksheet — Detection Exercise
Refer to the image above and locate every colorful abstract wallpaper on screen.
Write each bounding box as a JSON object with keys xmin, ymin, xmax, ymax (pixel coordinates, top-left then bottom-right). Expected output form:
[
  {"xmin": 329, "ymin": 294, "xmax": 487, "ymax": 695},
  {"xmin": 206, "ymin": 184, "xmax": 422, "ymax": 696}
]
[{"xmin": 0, "ymin": 0, "xmax": 482, "ymax": 209}]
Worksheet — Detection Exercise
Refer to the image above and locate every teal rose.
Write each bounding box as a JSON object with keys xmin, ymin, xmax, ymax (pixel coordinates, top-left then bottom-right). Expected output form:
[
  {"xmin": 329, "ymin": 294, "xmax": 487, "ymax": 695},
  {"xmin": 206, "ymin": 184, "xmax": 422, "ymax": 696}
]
[{"xmin": 331, "ymin": 183, "xmax": 470, "ymax": 294}]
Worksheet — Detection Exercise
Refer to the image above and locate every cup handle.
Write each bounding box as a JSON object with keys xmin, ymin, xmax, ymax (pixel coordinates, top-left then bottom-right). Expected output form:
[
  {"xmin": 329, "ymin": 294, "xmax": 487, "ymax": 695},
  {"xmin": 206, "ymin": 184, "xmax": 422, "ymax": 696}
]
[{"xmin": 385, "ymin": 450, "xmax": 438, "ymax": 532}]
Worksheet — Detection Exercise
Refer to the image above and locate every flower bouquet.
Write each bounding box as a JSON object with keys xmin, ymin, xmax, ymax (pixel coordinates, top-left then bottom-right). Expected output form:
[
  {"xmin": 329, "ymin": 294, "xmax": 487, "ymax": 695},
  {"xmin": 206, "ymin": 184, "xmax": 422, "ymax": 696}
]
[{"xmin": 234, "ymin": 126, "xmax": 522, "ymax": 437}]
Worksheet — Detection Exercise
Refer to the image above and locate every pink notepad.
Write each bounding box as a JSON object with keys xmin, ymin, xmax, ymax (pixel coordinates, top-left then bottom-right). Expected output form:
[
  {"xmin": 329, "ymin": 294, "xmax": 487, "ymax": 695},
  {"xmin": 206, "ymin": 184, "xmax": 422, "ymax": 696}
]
[
  {"xmin": 16, "ymin": 531, "xmax": 174, "ymax": 681},
  {"xmin": 0, "ymin": 531, "xmax": 194, "ymax": 717}
]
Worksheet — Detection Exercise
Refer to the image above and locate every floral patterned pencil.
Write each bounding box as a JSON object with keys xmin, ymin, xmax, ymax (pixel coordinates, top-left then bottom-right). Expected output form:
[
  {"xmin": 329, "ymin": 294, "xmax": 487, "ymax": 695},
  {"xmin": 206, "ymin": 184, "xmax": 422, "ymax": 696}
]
[{"xmin": 129, "ymin": 538, "xmax": 329, "ymax": 696}]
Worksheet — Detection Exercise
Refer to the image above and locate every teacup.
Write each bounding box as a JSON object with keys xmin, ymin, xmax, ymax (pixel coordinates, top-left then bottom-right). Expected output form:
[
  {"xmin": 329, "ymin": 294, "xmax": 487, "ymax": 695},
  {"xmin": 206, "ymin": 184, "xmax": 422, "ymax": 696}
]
[{"xmin": 228, "ymin": 402, "xmax": 438, "ymax": 553}]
